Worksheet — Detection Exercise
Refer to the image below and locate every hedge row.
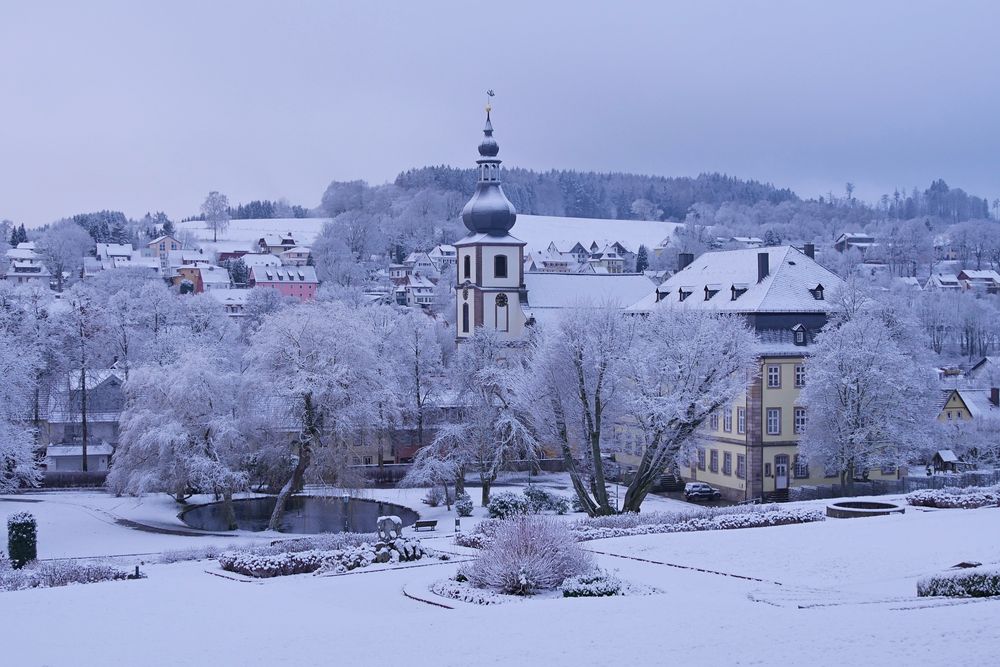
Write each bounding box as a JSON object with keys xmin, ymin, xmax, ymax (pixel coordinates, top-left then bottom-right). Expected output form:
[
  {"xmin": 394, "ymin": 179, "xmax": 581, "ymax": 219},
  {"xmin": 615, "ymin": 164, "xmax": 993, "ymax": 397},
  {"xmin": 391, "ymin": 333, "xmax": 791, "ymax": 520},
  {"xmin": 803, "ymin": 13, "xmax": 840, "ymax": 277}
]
[
  {"xmin": 918, "ymin": 567, "xmax": 1000, "ymax": 598},
  {"xmin": 219, "ymin": 538, "xmax": 425, "ymax": 578},
  {"xmin": 906, "ymin": 486, "xmax": 999, "ymax": 509}
]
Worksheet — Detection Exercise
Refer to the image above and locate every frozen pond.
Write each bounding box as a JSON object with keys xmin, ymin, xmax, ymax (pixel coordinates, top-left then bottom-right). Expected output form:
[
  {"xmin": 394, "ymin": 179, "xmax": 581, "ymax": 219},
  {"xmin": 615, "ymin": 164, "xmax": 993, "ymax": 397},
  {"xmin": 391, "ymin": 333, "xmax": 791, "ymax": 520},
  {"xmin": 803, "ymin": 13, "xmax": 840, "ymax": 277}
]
[{"xmin": 180, "ymin": 495, "xmax": 419, "ymax": 533}]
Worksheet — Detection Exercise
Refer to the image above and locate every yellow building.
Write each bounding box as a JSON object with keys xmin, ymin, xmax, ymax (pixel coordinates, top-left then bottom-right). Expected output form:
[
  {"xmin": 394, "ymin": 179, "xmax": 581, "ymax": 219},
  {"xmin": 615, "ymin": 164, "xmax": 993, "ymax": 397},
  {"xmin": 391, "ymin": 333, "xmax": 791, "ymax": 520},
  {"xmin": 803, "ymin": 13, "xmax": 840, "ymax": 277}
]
[
  {"xmin": 937, "ymin": 388, "xmax": 1000, "ymax": 423},
  {"xmin": 625, "ymin": 245, "xmax": 900, "ymax": 502}
]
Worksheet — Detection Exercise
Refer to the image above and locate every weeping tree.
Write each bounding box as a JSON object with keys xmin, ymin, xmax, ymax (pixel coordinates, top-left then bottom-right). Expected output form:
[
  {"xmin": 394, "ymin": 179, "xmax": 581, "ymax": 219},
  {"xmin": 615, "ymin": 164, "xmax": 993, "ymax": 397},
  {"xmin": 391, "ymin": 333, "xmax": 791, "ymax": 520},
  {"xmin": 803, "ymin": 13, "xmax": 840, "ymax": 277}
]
[
  {"xmin": 246, "ymin": 301, "xmax": 384, "ymax": 531},
  {"xmin": 108, "ymin": 347, "xmax": 249, "ymax": 529},
  {"xmin": 526, "ymin": 307, "xmax": 756, "ymax": 516}
]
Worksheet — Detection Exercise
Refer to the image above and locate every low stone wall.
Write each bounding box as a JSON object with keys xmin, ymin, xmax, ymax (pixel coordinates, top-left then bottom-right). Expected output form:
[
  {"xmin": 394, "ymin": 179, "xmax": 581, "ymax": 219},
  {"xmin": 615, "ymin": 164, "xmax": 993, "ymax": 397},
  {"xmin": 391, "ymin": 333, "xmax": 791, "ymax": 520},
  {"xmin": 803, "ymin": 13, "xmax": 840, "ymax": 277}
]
[{"xmin": 826, "ymin": 501, "xmax": 905, "ymax": 519}]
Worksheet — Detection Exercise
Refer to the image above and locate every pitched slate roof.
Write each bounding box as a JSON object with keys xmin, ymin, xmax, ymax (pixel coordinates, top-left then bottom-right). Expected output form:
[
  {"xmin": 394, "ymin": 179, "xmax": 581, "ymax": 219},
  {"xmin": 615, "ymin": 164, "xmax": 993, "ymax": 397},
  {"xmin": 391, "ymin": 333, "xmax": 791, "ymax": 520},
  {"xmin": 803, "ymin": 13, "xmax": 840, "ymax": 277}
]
[
  {"xmin": 524, "ymin": 272, "xmax": 656, "ymax": 326},
  {"xmin": 250, "ymin": 265, "xmax": 318, "ymax": 283},
  {"xmin": 628, "ymin": 246, "xmax": 842, "ymax": 314}
]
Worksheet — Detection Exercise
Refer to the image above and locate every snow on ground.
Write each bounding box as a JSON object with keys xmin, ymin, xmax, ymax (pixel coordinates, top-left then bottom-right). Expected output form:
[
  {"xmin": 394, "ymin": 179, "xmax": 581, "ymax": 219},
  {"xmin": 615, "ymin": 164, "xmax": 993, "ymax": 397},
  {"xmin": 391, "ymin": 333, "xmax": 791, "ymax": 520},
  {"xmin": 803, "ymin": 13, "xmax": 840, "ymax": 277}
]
[
  {"xmin": 175, "ymin": 217, "xmax": 330, "ymax": 255},
  {"xmin": 1, "ymin": 485, "xmax": 998, "ymax": 666}
]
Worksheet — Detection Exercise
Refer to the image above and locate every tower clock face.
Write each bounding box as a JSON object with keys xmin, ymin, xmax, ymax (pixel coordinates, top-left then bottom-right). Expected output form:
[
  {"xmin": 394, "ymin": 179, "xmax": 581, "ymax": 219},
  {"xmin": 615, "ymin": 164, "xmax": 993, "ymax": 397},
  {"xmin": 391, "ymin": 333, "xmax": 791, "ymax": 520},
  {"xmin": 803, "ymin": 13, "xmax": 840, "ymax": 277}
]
[{"xmin": 496, "ymin": 292, "xmax": 508, "ymax": 307}]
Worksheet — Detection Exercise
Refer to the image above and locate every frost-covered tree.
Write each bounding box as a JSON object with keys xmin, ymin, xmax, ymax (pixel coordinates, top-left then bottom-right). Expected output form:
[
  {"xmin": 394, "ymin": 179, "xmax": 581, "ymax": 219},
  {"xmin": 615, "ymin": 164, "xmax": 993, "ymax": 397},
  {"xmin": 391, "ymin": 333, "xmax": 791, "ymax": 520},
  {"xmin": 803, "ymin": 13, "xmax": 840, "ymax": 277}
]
[
  {"xmin": 407, "ymin": 328, "xmax": 536, "ymax": 506},
  {"xmin": 0, "ymin": 329, "xmax": 41, "ymax": 492},
  {"xmin": 246, "ymin": 301, "xmax": 383, "ymax": 530},
  {"xmin": 799, "ymin": 303, "xmax": 938, "ymax": 493},
  {"xmin": 109, "ymin": 348, "xmax": 249, "ymax": 527},
  {"xmin": 201, "ymin": 191, "xmax": 230, "ymax": 242},
  {"xmin": 393, "ymin": 310, "xmax": 444, "ymax": 448},
  {"xmin": 526, "ymin": 308, "xmax": 756, "ymax": 515},
  {"xmin": 36, "ymin": 219, "xmax": 93, "ymax": 291},
  {"xmin": 619, "ymin": 310, "xmax": 757, "ymax": 511}
]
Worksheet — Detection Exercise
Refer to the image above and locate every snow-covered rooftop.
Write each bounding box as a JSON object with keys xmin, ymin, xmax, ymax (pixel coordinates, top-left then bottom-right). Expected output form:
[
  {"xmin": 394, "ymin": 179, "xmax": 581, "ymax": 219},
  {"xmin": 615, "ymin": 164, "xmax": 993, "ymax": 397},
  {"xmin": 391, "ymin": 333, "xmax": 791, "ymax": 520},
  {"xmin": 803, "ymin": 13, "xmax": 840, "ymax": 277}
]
[
  {"xmin": 46, "ymin": 443, "xmax": 114, "ymax": 457},
  {"xmin": 524, "ymin": 272, "xmax": 656, "ymax": 326},
  {"xmin": 515, "ymin": 215, "xmax": 680, "ymax": 254},
  {"xmin": 628, "ymin": 246, "xmax": 842, "ymax": 314}
]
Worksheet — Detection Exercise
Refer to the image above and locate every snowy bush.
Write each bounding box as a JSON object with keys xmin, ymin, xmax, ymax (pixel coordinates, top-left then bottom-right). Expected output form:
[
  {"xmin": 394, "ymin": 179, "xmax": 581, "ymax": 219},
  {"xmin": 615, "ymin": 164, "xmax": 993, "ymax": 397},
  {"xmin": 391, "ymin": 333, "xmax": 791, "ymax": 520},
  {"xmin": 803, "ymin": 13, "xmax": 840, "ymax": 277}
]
[
  {"xmin": 423, "ymin": 487, "xmax": 445, "ymax": 507},
  {"xmin": 523, "ymin": 486, "xmax": 569, "ymax": 515},
  {"xmin": 918, "ymin": 567, "xmax": 1000, "ymax": 598},
  {"xmin": 430, "ymin": 577, "xmax": 514, "ymax": 605},
  {"xmin": 570, "ymin": 505, "xmax": 824, "ymax": 540},
  {"xmin": 7, "ymin": 512, "xmax": 37, "ymax": 569},
  {"xmin": 0, "ymin": 559, "xmax": 131, "ymax": 592},
  {"xmin": 487, "ymin": 491, "xmax": 529, "ymax": 519},
  {"xmin": 906, "ymin": 486, "xmax": 1000, "ymax": 509},
  {"xmin": 454, "ymin": 518, "xmax": 503, "ymax": 548},
  {"xmin": 455, "ymin": 492, "xmax": 474, "ymax": 517},
  {"xmin": 464, "ymin": 516, "xmax": 593, "ymax": 595},
  {"xmin": 218, "ymin": 538, "xmax": 425, "ymax": 578},
  {"xmin": 560, "ymin": 571, "xmax": 623, "ymax": 598}
]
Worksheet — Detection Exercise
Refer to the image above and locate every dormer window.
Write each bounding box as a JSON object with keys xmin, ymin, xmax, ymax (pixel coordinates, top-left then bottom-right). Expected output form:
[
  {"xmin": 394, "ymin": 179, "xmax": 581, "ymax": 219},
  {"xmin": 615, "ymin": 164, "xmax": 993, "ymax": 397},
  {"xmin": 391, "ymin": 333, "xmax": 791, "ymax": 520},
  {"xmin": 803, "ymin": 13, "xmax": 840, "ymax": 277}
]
[
  {"xmin": 704, "ymin": 284, "xmax": 721, "ymax": 300},
  {"xmin": 731, "ymin": 283, "xmax": 748, "ymax": 300},
  {"xmin": 792, "ymin": 323, "xmax": 807, "ymax": 346},
  {"xmin": 655, "ymin": 288, "xmax": 669, "ymax": 303},
  {"xmin": 679, "ymin": 287, "xmax": 693, "ymax": 302},
  {"xmin": 809, "ymin": 284, "xmax": 824, "ymax": 300}
]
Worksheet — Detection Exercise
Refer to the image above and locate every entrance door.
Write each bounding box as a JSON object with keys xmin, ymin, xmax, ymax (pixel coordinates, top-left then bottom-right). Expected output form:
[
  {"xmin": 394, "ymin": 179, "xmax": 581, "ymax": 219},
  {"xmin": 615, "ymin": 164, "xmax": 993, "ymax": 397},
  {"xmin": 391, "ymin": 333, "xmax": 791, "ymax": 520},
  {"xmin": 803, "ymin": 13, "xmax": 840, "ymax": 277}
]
[{"xmin": 774, "ymin": 455, "xmax": 789, "ymax": 490}]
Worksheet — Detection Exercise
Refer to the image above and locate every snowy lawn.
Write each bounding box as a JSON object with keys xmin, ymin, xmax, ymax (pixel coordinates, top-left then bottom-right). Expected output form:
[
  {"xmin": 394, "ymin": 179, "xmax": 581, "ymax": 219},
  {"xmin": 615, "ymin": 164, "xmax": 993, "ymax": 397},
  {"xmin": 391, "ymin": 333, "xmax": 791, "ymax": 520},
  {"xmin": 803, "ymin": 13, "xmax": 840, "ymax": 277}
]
[{"xmin": 1, "ymin": 487, "xmax": 997, "ymax": 666}]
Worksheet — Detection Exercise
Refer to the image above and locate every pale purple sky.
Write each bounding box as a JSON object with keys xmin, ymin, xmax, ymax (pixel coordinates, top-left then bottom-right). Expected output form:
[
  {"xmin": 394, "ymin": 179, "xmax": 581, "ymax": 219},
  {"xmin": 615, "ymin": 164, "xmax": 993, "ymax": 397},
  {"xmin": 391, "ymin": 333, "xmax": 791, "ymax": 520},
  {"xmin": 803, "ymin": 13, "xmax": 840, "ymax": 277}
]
[{"xmin": 1, "ymin": 1, "xmax": 998, "ymax": 225}]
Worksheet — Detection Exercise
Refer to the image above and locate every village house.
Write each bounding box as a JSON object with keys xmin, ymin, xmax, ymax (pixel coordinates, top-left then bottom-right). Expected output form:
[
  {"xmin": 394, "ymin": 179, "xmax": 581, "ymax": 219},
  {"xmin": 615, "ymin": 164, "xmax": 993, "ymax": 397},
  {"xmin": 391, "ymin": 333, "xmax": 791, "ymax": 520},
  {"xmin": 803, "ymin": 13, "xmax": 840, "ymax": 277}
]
[
  {"xmin": 40, "ymin": 369, "xmax": 126, "ymax": 473},
  {"xmin": 3, "ymin": 242, "xmax": 51, "ymax": 286},
  {"xmin": 925, "ymin": 273, "xmax": 963, "ymax": 290},
  {"xmin": 834, "ymin": 232, "xmax": 877, "ymax": 253},
  {"xmin": 248, "ymin": 265, "xmax": 318, "ymax": 300},
  {"xmin": 146, "ymin": 235, "xmax": 182, "ymax": 259},
  {"xmin": 208, "ymin": 288, "xmax": 251, "ymax": 317},
  {"xmin": 957, "ymin": 269, "xmax": 1000, "ymax": 293},
  {"xmin": 257, "ymin": 233, "xmax": 296, "ymax": 255},
  {"xmin": 427, "ymin": 244, "xmax": 457, "ymax": 272},
  {"xmin": 279, "ymin": 246, "xmax": 312, "ymax": 266},
  {"xmin": 393, "ymin": 273, "xmax": 436, "ymax": 308}
]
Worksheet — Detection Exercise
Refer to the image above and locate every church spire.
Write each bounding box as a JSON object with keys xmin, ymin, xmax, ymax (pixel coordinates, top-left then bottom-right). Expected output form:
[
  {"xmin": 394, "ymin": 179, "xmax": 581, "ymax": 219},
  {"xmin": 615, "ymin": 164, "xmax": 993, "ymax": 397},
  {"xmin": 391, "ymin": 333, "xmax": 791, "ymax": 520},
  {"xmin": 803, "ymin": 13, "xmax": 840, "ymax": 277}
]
[{"xmin": 461, "ymin": 92, "xmax": 517, "ymax": 235}]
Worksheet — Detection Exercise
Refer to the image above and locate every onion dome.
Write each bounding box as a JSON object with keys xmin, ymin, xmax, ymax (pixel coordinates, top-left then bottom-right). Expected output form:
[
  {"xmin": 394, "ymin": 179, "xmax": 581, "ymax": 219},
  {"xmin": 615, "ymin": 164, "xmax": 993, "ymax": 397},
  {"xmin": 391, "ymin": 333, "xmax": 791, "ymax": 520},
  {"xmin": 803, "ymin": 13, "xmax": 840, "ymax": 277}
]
[{"xmin": 461, "ymin": 105, "xmax": 517, "ymax": 235}]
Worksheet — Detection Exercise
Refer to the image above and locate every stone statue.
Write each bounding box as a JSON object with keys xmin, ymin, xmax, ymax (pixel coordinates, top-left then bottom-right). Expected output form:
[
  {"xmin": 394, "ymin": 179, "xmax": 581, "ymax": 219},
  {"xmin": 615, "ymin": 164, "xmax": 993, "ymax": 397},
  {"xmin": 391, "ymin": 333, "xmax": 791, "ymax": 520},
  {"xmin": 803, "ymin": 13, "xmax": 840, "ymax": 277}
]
[{"xmin": 377, "ymin": 515, "xmax": 402, "ymax": 541}]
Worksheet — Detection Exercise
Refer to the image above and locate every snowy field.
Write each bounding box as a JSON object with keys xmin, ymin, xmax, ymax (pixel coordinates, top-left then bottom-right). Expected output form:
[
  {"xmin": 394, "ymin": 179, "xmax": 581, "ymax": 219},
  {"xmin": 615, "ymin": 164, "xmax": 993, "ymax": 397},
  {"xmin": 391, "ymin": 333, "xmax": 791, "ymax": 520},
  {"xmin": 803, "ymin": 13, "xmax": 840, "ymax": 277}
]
[
  {"xmin": 175, "ymin": 214, "xmax": 682, "ymax": 256},
  {"xmin": 1, "ymin": 483, "xmax": 998, "ymax": 666}
]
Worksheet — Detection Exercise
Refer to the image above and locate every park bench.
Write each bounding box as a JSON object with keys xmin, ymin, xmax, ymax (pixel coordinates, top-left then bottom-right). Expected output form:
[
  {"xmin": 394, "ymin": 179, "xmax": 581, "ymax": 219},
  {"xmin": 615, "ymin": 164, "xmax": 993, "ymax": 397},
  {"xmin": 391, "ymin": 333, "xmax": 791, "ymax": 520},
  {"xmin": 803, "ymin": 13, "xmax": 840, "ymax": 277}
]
[{"xmin": 412, "ymin": 520, "xmax": 438, "ymax": 532}]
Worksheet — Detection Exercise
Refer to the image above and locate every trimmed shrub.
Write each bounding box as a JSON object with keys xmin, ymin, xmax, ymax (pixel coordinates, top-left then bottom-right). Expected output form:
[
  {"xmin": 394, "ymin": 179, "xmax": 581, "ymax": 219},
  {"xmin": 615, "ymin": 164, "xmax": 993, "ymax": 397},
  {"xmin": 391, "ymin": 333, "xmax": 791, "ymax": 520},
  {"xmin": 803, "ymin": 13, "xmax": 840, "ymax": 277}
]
[
  {"xmin": 455, "ymin": 493, "xmax": 474, "ymax": 517},
  {"xmin": 918, "ymin": 567, "xmax": 1000, "ymax": 598},
  {"xmin": 7, "ymin": 512, "xmax": 37, "ymax": 569},
  {"xmin": 906, "ymin": 486, "xmax": 999, "ymax": 509},
  {"xmin": 0, "ymin": 559, "xmax": 130, "ymax": 592},
  {"xmin": 487, "ymin": 491, "xmax": 529, "ymax": 519},
  {"xmin": 523, "ymin": 487, "xmax": 570, "ymax": 515},
  {"xmin": 561, "ymin": 571, "xmax": 623, "ymax": 598},
  {"xmin": 465, "ymin": 516, "xmax": 593, "ymax": 595},
  {"xmin": 570, "ymin": 505, "xmax": 824, "ymax": 540},
  {"xmin": 219, "ymin": 538, "xmax": 425, "ymax": 578},
  {"xmin": 454, "ymin": 518, "xmax": 502, "ymax": 549}
]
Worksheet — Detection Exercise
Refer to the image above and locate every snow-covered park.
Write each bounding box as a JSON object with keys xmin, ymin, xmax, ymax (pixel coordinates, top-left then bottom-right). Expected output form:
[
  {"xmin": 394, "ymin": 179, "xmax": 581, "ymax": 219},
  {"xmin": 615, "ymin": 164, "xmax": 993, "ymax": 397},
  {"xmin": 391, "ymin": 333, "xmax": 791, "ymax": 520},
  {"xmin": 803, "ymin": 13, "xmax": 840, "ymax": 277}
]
[{"xmin": 1, "ymin": 478, "xmax": 997, "ymax": 667}]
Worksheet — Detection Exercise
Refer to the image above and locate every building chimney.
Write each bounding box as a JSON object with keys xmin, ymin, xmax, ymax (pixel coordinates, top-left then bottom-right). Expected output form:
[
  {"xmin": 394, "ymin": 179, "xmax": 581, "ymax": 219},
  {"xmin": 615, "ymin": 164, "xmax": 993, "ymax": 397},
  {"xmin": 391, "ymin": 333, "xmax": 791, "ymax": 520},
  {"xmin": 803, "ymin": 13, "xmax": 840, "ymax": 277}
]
[
  {"xmin": 677, "ymin": 252, "xmax": 694, "ymax": 271},
  {"xmin": 757, "ymin": 252, "xmax": 769, "ymax": 283},
  {"xmin": 803, "ymin": 243, "xmax": 815, "ymax": 259},
  {"xmin": 991, "ymin": 387, "xmax": 999, "ymax": 407}
]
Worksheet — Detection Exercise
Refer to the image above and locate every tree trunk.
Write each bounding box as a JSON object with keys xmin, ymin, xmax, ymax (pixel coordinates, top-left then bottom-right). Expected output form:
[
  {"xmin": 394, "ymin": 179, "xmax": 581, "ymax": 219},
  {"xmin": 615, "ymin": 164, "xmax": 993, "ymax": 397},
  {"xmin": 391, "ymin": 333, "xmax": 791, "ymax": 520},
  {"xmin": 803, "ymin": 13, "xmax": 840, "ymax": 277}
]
[
  {"xmin": 455, "ymin": 465, "xmax": 466, "ymax": 496},
  {"xmin": 221, "ymin": 489, "xmax": 238, "ymax": 531},
  {"xmin": 480, "ymin": 479, "xmax": 491, "ymax": 507},
  {"xmin": 443, "ymin": 482, "xmax": 452, "ymax": 511},
  {"xmin": 268, "ymin": 393, "xmax": 317, "ymax": 531},
  {"xmin": 80, "ymin": 365, "xmax": 89, "ymax": 473}
]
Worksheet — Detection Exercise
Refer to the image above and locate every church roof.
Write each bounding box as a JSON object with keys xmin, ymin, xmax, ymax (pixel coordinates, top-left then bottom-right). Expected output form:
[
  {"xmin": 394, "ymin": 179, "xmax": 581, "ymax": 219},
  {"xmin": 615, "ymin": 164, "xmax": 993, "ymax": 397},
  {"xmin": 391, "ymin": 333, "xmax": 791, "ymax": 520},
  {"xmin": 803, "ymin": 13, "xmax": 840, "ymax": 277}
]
[{"xmin": 524, "ymin": 272, "xmax": 656, "ymax": 326}]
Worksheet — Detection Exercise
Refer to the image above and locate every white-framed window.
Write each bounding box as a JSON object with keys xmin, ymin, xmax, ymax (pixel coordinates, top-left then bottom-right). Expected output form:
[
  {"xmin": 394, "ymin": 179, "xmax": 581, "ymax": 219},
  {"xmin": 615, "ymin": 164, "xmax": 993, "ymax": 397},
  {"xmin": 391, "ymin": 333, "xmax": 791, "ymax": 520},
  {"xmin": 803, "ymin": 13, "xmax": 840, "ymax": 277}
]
[
  {"xmin": 794, "ymin": 454, "xmax": 809, "ymax": 478},
  {"xmin": 710, "ymin": 413, "xmax": 719, "ymax": 430},
  {"xmin": 737, "ymin": 407, "xmax": 746, "ymax": 434},
  {"xmin": 766, "ymin": 408, "xmax": 781, "ymax": 435},
  {"xmin": 794, "ymin": 364, "xmax": 806, "ymax": 388},
  {"xmin": 697, "ymin": 448, "xmax": 706, "ymax": 471},
  {"xmin": 723, "ymin": 452, "xmax": 732, "ymax": 476},
  {"xmin": 736, "ymin": 454, "xmax": 746, "ymax": 479},
  {"xmin": 794, "ymin": 407, "xmax": 807, "ymax": 434},
  {"xmin": 723, "ymin": 408, "xmax": 733, "ymax": 432},
  {"xmin": 709, "ymin": 449, "xmax": 719, "ymax": 473},
  {"xmin": 767, "ymin": 365, "xmax": 781, "ymax": 388}
]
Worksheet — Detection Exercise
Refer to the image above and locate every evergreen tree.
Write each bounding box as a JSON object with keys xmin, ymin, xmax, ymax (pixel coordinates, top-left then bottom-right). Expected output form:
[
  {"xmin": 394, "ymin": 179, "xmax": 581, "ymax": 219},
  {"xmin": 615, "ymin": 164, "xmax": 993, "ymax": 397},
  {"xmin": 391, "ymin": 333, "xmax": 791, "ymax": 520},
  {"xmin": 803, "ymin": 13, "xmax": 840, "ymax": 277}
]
[{"xmin": 635, "ymin": 244, "xmax": 649, "ymax": 273}]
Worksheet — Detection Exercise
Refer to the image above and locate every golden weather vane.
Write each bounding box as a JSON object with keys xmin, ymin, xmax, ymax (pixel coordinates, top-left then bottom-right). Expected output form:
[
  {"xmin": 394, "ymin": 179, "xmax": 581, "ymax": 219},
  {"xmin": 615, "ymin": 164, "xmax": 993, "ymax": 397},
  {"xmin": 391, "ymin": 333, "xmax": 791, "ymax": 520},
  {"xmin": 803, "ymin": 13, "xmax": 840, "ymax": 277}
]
[{"xmin": 485, "ymin": 89, "xmax": 495, "ymax": 114}]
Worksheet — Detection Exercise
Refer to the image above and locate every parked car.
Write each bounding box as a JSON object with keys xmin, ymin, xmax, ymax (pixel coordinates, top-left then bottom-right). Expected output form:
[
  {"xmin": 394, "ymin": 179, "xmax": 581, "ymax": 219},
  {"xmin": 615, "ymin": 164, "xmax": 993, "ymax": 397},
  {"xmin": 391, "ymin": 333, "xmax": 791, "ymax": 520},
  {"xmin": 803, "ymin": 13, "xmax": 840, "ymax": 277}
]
[{"xmin": 684, "ymin": 482, "xmax": 722, "ymax": 501}]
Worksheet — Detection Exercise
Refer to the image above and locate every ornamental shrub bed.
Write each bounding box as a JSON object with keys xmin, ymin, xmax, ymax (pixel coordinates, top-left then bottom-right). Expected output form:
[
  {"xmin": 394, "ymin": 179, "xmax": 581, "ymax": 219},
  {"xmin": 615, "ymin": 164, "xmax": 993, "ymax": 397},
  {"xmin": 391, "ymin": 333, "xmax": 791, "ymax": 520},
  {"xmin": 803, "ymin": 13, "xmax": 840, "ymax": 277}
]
[
  {"xmin": 918, "ymin": 567, "xmax": 1000, "ymax": 598},
  {"xmin": 430, "ymin": 577, "xmax": 514, "ymax": 605},
  {"xmin": 906, "ymin": 486, "xmax": 1000, "ymax": 509},
  {"xmin": 218, "ymin": 538, "xmax": 425, "ymax": 578},
  {"xmin": 571, "ymin": 505, "xmax": 825, "ymax": 541},
  {"xmin": 487, "ymin": 491, "xmax": 530, "ymax": 519},
  {"xmin": 560, "ymin": 571, "xmax": 623, "ymax": 597},
  {"xmin": 0, "ymin": 559, "xmax": 132, "ymax": 592}
]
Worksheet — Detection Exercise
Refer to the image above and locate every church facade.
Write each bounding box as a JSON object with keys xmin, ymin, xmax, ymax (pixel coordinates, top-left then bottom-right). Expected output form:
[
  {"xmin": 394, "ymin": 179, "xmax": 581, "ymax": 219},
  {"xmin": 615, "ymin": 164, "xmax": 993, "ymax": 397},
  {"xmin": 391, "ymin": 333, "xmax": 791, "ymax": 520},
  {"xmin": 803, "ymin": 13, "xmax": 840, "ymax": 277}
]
[{"xmin": 454, "ymin": 107, "xmax": 529, "ymax": 343}]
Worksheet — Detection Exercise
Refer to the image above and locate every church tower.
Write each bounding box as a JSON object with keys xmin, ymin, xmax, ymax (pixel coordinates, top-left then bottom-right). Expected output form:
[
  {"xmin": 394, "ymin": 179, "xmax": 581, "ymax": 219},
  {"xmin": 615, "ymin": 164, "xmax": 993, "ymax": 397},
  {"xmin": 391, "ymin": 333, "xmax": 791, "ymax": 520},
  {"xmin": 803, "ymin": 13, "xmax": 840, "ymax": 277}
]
[{"xmin": 454, "ymin": 102, "xmax": 527, "ymax": 343}]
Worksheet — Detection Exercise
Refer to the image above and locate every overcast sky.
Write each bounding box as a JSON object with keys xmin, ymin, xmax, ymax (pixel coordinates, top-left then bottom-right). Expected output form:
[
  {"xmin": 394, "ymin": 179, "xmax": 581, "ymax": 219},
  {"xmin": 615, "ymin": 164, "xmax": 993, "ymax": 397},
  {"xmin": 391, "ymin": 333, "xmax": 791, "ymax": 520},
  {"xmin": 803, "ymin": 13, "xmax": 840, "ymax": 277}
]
[{"xmin": 1, "ymin": 1, "xmax": 998, "ymax": 226}]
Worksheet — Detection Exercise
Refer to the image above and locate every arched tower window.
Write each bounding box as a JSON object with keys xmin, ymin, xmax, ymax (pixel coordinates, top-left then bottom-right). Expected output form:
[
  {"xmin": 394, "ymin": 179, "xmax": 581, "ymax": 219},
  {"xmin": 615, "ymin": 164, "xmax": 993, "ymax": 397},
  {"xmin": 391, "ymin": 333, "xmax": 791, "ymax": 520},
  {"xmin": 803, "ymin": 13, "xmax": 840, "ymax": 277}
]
[
  {"xmin": 462, "ymin": 303, "xmax": 470, "ymax": 333},
  {"xmin": 494, "ymin": 254, "xmax": 508, "ymax": 279},
  {"xmin": 495, "ymin": 293, "xmax": 508, "ymax": 332},
  {"xmin": 463, "ymin": 255, "xmax": 471, "ymax": 280}
]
